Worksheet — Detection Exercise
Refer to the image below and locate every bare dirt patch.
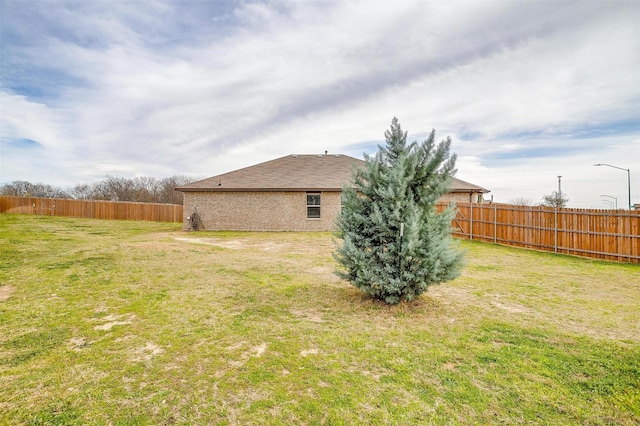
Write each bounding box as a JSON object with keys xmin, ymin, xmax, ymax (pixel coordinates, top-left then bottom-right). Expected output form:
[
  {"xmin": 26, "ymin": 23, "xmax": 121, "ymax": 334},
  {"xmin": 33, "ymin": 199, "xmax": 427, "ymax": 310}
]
[
  {"xmin": 93, "ymin": 313, "xmax": 136, "ymax": 331},
  {"xmin": 173, "ymin": 235, "xmax": 337, "ymax": 256},
  {"xmin": 175, "ymin": 237, "xmax": 262, "ymax": 250},
  {"xmin": 291, "ymin": 309, "xmax": 325, "ymax": 323},
  {"xmin": 132, "ymin": 342, "xmax": 164, "ymax": 362},
  {"xmin": 0, "ymin": 285, "xmax": 16, "ymax": 301},
  {"xmin": 224, "ymin": 341, "xmax": 269, "ymax": 369},
  {"xmin": 253, "ymin": 342, "xmax": 267, "ymax": 357},
  {"xmin": 300, "ymin": 348, "xmax": 319, "ymax": 357},
  {"xmin": 68, "ymin": 337, "xmax": 91, "ymax": 351},
  {"xmin": 176, "ymin": 237, "xmax": 243, "ymax": 249},
  {"xmin": 491, "ymin": 300, "xmax": 528, "ymax": 313}
]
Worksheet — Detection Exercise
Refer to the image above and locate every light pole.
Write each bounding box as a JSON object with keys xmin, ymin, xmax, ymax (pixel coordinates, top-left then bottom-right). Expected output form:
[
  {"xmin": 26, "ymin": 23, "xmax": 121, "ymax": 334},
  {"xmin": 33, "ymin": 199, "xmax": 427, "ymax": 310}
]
[
  {"xmin": 600, "ymin": 195, "xmax": 617, "ymax": 209},
  {"xmin": 558, "ymin": 176, "xmax": 562, "ymax": 196},
  {"xmin": 594, "ymin": 164, "xmax": 631, "ymax": 209},
  {"xmin": 602, "ymin": 200, "xmax": 614, "ymax": 209}
]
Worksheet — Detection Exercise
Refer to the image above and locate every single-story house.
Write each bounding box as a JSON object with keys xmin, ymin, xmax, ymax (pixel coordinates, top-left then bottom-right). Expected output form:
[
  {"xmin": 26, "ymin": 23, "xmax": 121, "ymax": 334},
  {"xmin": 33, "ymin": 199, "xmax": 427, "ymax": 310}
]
[{"xmin": 175, "ymin": 154, "xmax": 489, "ymax": 231}]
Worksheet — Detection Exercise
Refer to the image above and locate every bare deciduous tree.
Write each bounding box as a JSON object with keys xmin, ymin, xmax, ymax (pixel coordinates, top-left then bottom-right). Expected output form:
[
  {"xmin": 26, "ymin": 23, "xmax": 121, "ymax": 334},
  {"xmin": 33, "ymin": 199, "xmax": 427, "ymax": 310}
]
[
  {"xmin": 2, "ymin": 175, "xmax": 196, "ymax": 204},
  {"xmin": 510, "ymin": 197, "xmax": 534, "ymax": 206},
  {"xmin": 1, "ymin": 181, "xmax": 70, "ymax": 198},
  {"xmin": 541, "ymin": 191, "xmax": 569, "ymax": 208}
]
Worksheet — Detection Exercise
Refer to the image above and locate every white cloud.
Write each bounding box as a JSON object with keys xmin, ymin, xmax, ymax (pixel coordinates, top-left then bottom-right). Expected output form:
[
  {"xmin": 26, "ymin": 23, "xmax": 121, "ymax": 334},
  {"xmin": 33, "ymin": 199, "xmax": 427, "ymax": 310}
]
[{"xmin": 1, "ymin": 0, "xmax": 638, "ymax": 207}]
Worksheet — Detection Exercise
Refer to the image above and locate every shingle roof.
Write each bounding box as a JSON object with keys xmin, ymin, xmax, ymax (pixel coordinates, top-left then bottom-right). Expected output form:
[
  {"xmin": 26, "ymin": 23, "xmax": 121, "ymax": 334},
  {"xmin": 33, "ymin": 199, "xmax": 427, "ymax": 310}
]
[
  {"xmin": 176, "ymin": 154, "xmax": 489, "ymax": 193},
  {"xmin": 448, "ymin": 177, "xmax": 490, "ymax": 194},
  {"xmin": 177, "ymin": 154, "xmax": 361, "ymax": 192}
]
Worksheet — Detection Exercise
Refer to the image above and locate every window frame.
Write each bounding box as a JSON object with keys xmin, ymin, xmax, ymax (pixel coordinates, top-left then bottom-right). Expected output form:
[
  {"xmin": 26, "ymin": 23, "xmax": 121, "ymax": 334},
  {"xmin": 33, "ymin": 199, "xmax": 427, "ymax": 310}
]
[{"xmin": 306, "ymin": 192, "xmax": 321, "ymax": 219}]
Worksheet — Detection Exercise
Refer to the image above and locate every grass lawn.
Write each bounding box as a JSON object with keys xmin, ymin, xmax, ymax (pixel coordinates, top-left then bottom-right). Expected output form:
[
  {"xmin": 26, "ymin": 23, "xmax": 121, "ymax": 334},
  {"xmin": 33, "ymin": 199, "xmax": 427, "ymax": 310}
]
[{"xmin": 1, "ymin": 214, "xmax": 638, "ymax": 425}]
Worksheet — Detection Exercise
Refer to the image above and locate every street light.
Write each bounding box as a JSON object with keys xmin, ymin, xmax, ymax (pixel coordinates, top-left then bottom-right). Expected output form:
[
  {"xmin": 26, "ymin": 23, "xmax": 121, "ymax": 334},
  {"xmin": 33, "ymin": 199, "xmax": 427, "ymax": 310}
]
[
  {"xmin": 594, "ymin": 164, "xmax": 631, "ymax": 209},
  {"xmin": 600, "ymin": 195, "xmax": 617, "ymax": 209},
  {"xmin": 557, "ymin": 176, "xmax": 562, "ymax": 196},
  {"xmin": 602, "ymin": 200, "xmax": 614, "ymax": 209}
]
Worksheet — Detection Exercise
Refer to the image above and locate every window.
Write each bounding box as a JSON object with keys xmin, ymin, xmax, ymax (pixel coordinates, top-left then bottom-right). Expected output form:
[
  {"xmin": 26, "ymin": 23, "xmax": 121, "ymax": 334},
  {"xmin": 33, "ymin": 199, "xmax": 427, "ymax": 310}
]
[{"xmin": 307, "ymin": 193, "xmax": 321, "ymax": 218}]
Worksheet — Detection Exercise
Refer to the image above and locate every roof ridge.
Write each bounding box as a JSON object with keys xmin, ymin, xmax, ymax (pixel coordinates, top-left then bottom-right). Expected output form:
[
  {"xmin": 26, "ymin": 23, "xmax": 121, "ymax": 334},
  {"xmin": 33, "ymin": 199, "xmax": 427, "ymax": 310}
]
[{"xmin": 176, "ymin": 154, "xmax": 487, "ymax": 193}]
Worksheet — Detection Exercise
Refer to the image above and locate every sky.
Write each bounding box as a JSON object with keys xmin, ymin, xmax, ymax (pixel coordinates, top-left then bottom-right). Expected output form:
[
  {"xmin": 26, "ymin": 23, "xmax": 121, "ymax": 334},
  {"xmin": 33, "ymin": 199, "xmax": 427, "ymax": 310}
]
[{"xmin": 1, "ymin": 0, "xmax": 639, "ymax": 208}]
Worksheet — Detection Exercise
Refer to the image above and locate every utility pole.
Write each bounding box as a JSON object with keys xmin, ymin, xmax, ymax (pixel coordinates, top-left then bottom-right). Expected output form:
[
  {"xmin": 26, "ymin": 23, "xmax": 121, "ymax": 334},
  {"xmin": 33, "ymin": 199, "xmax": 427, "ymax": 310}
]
[{"xmin": 558, "ymin": 176, "xmax": 562, "ymax": 196}]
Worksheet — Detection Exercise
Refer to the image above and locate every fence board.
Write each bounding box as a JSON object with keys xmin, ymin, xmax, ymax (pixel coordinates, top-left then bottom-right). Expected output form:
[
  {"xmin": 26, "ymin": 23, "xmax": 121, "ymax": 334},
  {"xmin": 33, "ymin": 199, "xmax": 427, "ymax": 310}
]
[
  {"xmin": 0, "ymin": 196, "xmax": 183, "ymax": 223},
  {"xmin": 439, "ymin": 203, "xmax": 639, "ymax": 263},
  {"xmin": 2, "ymin": 196, "xmax": 638, "ymax": 263}
]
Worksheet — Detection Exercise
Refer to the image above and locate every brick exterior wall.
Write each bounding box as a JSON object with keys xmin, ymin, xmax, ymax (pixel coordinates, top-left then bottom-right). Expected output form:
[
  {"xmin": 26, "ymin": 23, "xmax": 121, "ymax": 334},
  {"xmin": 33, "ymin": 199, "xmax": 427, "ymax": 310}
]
[
  {"xmin": 182, "ymin": 190, "xmax": 484, "ymax": 231},
  {"xmin": 440, "ymin": 192, "xmax": 484, "ymax": 204},
  {"xmin": 183, "ymin": 191, "xmax": 343, "ymax": 231}
]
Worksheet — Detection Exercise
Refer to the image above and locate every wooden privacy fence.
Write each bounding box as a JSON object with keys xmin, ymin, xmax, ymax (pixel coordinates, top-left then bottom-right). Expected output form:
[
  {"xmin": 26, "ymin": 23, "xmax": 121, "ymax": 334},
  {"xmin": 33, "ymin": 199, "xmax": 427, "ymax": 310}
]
[
  {"xmin": 0, "ymin": 196, "xmax": 183, "ymax": 223},
  {"xmin": 440, "ymin": 203, "xmax": 639, "ymax": 263},
  {"xmin": 2, "ymin": 196, "xmax": 638, "ymax": 263}
]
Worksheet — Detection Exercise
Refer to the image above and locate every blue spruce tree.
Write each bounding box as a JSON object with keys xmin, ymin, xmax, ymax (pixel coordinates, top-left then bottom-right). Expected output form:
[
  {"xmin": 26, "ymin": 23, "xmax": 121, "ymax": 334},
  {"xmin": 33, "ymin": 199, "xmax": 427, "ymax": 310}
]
[{"xmin": 335, "ymin": 118, "xmax": 464, "ymax": 304}]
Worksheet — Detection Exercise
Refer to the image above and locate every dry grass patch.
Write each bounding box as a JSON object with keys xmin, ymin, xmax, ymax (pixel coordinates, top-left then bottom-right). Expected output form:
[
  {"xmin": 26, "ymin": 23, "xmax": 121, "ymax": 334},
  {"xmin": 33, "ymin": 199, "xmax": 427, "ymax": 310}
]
[
  {"xmin": 0, "ymin": 285, "xmax": 16, "ymax": 301},
  {"xmin": 1, "ymin": 215, "xmax": 638, "ymax": 425}
]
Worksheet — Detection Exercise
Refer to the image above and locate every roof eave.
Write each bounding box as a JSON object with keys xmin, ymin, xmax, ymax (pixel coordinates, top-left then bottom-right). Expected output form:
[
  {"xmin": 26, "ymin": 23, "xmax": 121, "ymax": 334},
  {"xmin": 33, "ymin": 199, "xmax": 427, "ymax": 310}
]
[
  {"xmin": 176, "ymin": 187, "xmax": 346, "ymax": 192},
  {"xmin": 449, "ymin": 188, "xmax": 491, "ymax": 194}
]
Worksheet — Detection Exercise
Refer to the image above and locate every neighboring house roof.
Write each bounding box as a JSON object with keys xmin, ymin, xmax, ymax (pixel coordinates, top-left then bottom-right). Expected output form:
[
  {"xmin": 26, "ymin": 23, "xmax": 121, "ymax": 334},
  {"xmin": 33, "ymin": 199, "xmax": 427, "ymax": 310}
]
[
  {"xmin": 176, "ymin": 154, "xmax": 489, "ymax": 193},
  {"xmin": 448, "ymin": 177, "xmax": 490, "ymax": 194}
]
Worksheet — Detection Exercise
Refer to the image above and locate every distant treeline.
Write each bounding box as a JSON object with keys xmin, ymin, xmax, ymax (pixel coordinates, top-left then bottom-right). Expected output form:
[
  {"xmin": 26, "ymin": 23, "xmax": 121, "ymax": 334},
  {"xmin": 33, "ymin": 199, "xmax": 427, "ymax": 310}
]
[{"xmin": 0, "ymin": 175, "xmax": 196, "ymax": 205}]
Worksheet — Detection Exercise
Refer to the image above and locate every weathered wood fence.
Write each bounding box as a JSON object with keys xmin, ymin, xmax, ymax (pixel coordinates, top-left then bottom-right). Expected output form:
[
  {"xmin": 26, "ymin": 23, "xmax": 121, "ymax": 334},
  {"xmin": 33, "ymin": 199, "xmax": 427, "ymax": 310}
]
[
  {"xmin": 440, "ymin": 203, "xmax": 639, "ymax": 263},
  {"xmin": 0, "ymin": 196, "xmax": 183, "ymax": 223},
  {"xmin": 2, "ymin": 196, "xmax": 638, "ymax": 263}
]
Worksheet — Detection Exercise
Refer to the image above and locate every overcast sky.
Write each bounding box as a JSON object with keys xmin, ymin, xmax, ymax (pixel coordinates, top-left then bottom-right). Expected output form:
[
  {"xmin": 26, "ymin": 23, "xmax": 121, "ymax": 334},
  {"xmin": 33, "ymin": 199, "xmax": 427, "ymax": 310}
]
[{"xmin": 1, "ymin": 0, "xmax": 639, "ymax": 208}]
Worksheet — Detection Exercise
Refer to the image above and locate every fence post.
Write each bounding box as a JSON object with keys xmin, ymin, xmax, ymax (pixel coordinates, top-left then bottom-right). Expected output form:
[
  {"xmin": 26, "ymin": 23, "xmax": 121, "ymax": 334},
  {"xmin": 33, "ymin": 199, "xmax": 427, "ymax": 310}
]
[
  {"xmin": 470, "ymin": 202, "xmax": 473, "ymax": 240},
  {"xmin": 494, "ymin": 203, "xmax": 497, "ymax": 243},
  {"xmin": 554, "ymin": 207, "xmax": 558, "ymax": 253}
]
